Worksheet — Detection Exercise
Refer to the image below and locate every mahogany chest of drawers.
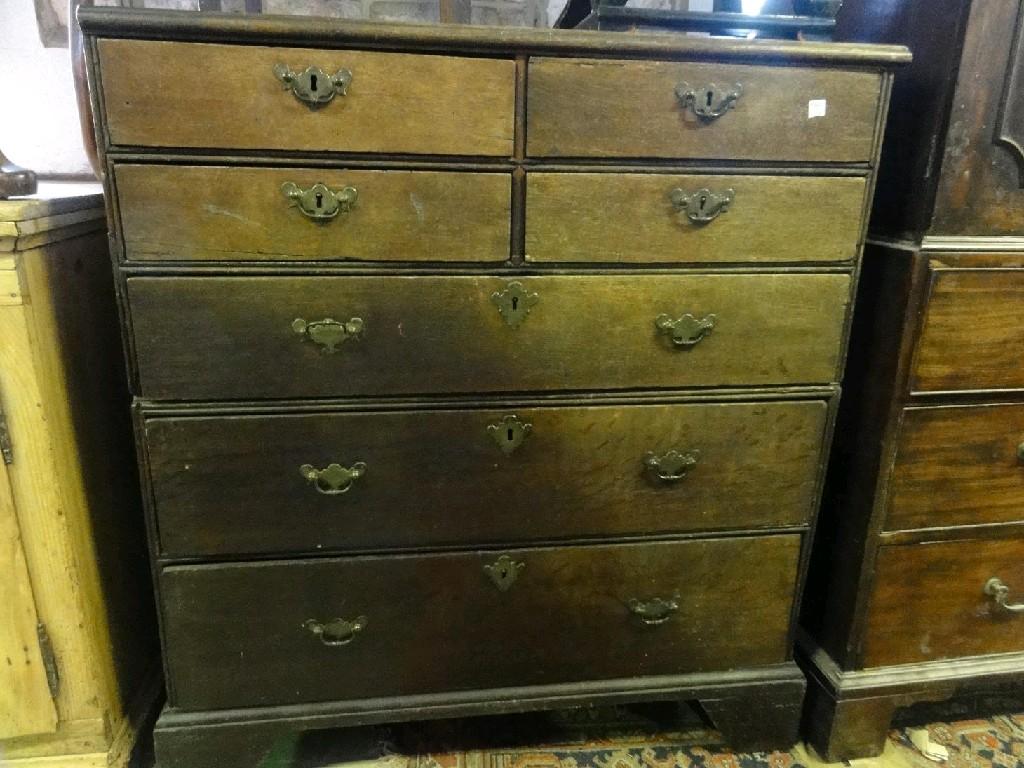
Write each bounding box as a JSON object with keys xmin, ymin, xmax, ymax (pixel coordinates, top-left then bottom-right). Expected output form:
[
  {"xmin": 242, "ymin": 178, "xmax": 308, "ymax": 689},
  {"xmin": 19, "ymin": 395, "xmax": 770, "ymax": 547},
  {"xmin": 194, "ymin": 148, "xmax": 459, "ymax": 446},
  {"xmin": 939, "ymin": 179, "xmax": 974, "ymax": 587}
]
[
  {"xmin": 800, "ymin": 0, "xmax": 1024, "ymax": 760},
  {"xmin": 80, "ymin": 8, "xmax": 905, "ymax": 766}
]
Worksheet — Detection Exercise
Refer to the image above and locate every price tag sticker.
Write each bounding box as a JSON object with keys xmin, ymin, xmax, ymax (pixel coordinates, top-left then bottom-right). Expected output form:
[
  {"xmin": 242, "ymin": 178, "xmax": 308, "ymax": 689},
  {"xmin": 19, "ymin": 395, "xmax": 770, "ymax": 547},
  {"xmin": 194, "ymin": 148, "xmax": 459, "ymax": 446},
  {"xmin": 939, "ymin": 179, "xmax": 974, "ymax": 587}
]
[{"xmin": 808, "ymin": 99, "xmax": 828, "ymax": 119}]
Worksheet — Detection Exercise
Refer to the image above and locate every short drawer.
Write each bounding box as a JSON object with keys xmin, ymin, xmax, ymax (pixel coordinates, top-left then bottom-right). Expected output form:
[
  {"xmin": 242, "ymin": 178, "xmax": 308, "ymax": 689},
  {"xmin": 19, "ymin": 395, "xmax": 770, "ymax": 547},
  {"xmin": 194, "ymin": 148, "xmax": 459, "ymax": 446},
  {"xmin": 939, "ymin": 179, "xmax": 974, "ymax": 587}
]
[
  {"xmin": 116, "ymin": 165, "xmax": 511, "ymax": 263},
  {"xmin": 127, "ymin": 273, "xmax": 851, "ymax": 400},
  {"xmin": 161, "ymin": 535, "xmax": 800, "ymax": 710},
  {"xmin": 527, "ymin": 58, "xmax": 881, "ymax": 161},
  {"xmin": 98, "ymin": 40, "xmax": 515, "ymax": 156},
  {"xmin": 145, "ymin": 399, "xmax": 827, "ymax": 558},
  {"xmin": 864, "ymin": 538, "xmax": 1024, "ymax": 666},
  {"xmin": 913, "ymin": 268, "xmax": 1024, "ymax": 392},
  {"xmin": 525, "ymin": 173, "xmax": 867, "ymax": 264},
  {"xmin": 887, "ymin": 404, "xmax": 1024, "ymax": 531}
]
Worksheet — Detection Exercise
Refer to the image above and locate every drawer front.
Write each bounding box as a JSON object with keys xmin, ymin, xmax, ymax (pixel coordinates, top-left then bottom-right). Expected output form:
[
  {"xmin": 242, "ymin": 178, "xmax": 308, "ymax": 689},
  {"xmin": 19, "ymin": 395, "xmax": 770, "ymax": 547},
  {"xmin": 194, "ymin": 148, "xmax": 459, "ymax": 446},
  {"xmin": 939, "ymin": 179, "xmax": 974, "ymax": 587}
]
[
  {"xmin": 161, "ymin": 536, "xmax": 801, "ymax": 710},
  {"xmin": 525, "ymin": 173, "xmax": 867, "ymax": 264},
  {"xmin": 527, "ymin": 58, "xmax": 881, "ymax": 161},
  {"xmin": 145, "ymin": 400, "xmax": 828, "ymax": 558},
  {"xmin": 864, "ymin": 538, "xmax": 1024, "ymax": 666},
  {"xmin": 887, "ymin": 404, "xmax": 1024, "ymax": 531},
  {"xmin": 913, "ymin": 268, "xmax": 1024, "ymax": 392},
  {"xmin": 98, "ymin": 40, "xmax": 515, "ymax": 156},
  {"xmin": 128, "ymin": 273, "xmax": 851, "ymax": 400},
  {"xmin": 117, "ymin": 165, "xmax": 512, "ymax": 263}
]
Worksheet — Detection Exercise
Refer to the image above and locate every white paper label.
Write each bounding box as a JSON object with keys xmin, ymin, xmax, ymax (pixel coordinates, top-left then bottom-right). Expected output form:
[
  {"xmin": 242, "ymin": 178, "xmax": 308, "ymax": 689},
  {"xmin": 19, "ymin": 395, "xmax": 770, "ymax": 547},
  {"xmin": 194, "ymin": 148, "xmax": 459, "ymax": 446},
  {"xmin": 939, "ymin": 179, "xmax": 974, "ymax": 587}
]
[{"xmin": 808, "ymin": 99, "xmax": 828, "ymax": 119}]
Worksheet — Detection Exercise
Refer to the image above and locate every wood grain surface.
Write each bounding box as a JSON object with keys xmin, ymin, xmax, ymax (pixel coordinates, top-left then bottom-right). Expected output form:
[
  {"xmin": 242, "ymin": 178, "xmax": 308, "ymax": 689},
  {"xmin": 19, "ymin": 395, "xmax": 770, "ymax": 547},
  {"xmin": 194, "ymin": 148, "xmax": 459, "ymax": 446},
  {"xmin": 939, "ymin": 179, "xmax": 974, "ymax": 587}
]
[
  {"xmin": 99, "ymin": 40, "xmax": 516, "ymax": 155},
  {"xmin": 116, "ymin": 165, "xmax": 512, "ymax": 262},
  {"xmin": 127, "ymin": 273, "xmax": 851, "ymax": 400},
  {"xmin": 863, "ymin": 537, "xmax": 1024, "ymax": 666},
  {"xmin": 887, "ymin": 403, "xmax": 1024, "ymax": 530},
  {"xmin": 527, "ymin": 57, "xmax": 882, "ymax": 161},
  {"xmin": 912, "ymin": 267, "xmax": 1024, "ymax": 392},
  {"xmin": 526, "ymin": 172, "xmax": 867, "ymax": 263},
  {"xmin": 144, "ymin": 399, "xmax": 827, "ymax": 557},
  {"xmin": 160, "ymin": 535, "xmax": 801, "ymax": 710}
]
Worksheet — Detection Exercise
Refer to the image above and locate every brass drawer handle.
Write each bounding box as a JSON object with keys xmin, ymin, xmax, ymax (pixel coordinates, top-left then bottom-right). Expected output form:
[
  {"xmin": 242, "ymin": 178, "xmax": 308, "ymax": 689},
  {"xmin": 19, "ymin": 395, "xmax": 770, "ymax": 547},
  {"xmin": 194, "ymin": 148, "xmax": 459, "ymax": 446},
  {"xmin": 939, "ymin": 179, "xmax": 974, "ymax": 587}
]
[
  {"xmin": 292, "ymin": 317, "xmax": 364, "ymax": 353},
  {"xmin": 675, "ymin": 82, "xmax": 742, "ymax": 120},
  {"xmin": 984, "ymin": 578, "xmax": 1024, "ymax": 614},
  {"xmin": 300, "ymin": 462, "xmax": 367, "ymax": 495},
  {"xmin": 273, "ymin": 64, "xmax": 352, "ymax": 108},
  {"xmin": 644, "ymin": 449, "xmax": 700, "ymax": 482},
  {"xmin": 628, "ymin": 595, "xmax": 680, "ymax": 625},
  {"xmin": 655, "ymin": 312, "xmax": 716, "ymax": 347},
  {"xmin": 670, "ymin": 188, "xmax": 735, "ymax": 224},
  {"xmin": 282, "ymin": 182, "xmax": 358, "ymax": 222},
  {"xmin": 304, "ymin": 616, "xmax": 367, "ymax": 646}
]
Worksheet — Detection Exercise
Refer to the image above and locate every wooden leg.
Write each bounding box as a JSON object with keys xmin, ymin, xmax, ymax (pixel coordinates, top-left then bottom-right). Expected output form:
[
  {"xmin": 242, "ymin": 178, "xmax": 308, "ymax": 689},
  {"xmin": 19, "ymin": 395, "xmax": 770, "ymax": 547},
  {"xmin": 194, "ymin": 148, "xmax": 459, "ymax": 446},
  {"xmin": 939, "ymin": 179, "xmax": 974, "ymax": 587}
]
[
  {"xmin": 154, "ymin": 721, "xmax": 295, "ymax": 768},
  {"xmin": 802, "ymin": 682, "xmax": 898, "ymax": 763},
  {"xmin": 697, "ymin": 681, "xmax": 805, "ymax": 753}
]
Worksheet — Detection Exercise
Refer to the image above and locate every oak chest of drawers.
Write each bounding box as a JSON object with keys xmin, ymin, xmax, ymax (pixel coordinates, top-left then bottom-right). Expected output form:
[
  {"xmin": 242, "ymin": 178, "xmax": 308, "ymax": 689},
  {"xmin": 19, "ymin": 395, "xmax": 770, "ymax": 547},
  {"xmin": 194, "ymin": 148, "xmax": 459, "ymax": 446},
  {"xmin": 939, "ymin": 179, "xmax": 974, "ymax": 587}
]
[
  {"xmin": 80, "ymin": 8, "xmax": 906, "ymax": 766},
  {"xmin": 800, "ymin": 0, "xmax": 1024, "ymax": 761}
]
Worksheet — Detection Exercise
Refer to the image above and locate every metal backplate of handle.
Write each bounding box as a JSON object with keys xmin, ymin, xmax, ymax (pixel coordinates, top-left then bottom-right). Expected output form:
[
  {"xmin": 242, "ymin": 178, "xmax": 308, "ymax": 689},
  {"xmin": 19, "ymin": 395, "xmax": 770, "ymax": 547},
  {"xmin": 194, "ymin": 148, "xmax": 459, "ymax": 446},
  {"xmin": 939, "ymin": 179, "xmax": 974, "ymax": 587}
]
[
  {"xmin": 274, "ymin": 64, "xmax": 352, "ymax": 108},
  {"xmin": 300, "ymin": 462, "xmax": 367, "ymax": 495},
  {"xmin": 304, "ymin": 616, "xmax": 367, "ymax": 646},
  {"xmin": 644, "ymin": 449, "xmax": 700, "ymax": 482},
  {"xmin": 293, "ymin": 317, "xmax": 364, "ymax": 353},
  {"xmin": 656, "ymin": 313, "xmax": 716, "ymax": 347},
  {"xmin": 984, "ymin": 578, "xmax": 1024, "ymax": 614},
  {"xmin": 628, "ymin": 596, "xmax": 680, "ymax": 625}
]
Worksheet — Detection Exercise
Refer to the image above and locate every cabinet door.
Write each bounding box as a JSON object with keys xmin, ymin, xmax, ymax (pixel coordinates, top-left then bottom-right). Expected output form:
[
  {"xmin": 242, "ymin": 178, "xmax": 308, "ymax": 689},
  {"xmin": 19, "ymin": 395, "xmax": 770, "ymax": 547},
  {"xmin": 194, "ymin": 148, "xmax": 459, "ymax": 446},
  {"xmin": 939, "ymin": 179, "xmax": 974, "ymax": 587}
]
[{"xmin": 0, "ymin": 415, "xmax": 57, "ymax": 738}]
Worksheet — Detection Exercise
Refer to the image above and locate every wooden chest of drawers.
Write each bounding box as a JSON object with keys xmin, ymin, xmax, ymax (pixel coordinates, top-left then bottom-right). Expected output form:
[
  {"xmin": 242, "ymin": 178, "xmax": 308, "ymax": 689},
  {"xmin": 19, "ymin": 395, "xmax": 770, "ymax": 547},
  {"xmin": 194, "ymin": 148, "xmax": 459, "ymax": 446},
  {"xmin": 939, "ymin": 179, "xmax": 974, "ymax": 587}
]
[
  {"xmin": 80, "ymin": 8, "xmax": 905, "ymax": 767},
  {"xmin": 800, "ymin": 0, "xmax": 1024, "ymax": 761}
]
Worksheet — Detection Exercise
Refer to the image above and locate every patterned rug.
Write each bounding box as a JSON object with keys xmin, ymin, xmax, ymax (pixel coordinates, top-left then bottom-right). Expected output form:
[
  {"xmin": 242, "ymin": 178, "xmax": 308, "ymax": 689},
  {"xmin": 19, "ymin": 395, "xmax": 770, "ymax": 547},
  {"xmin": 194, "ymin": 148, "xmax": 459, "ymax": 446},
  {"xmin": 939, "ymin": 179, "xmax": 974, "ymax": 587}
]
[{"xmin": 254, "ymin": 703, "xmax": 1024, "ymax": 768}]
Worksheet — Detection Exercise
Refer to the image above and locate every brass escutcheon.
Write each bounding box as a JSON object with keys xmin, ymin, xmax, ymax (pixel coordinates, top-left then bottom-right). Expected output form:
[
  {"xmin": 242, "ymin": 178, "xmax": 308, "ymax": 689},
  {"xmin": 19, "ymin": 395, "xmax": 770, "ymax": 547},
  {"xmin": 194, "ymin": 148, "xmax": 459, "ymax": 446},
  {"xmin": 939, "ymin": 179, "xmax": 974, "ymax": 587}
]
[
  {"xmin": 491, "ymin": 281, "xmax": 539, "ymax": 328},
  {"xmin": 675, "ymin": 82, "xmax": 743, "ymax": 120},
  {"xmin": 670, "ymin": 188, "xmax": 735, "ymax": 224},
  {"xmin": 282, "ymin": 182, "xmax": 358, "ymax": 222},
  {"xmin": 274, "ymin": 64, "xmax": 352, "ymax": 108},
  {"xmin": 984, "ymin": 577, "xmax": 1024, "ymax": 614},
  {"xmin": 487, "ymin": 415, "xmax": 533, "ymax": 456},
  {"xmin": 484, "ymin": 554, "xmax": 525, "ymax": 592},
  {"xmin": 628, "ymin": 595, "xmax": 680, "ymax": 626}
]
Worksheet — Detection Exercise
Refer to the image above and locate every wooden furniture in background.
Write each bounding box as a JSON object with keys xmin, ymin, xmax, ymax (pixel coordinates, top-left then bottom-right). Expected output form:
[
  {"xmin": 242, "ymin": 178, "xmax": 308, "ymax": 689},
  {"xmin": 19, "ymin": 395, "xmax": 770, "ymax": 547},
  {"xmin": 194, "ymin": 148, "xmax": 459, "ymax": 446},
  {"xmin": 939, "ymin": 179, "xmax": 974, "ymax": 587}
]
[
  {"xmin": 80, "ymin": 8, "xmax": 905, "ymax": 767},
  {"xmin": 0, "ymin": 185, "xmax": 160, "ymax": 768},
  {"xmin": 800, "ymin": 0, "xmax": 1024, "ymax": 759}
]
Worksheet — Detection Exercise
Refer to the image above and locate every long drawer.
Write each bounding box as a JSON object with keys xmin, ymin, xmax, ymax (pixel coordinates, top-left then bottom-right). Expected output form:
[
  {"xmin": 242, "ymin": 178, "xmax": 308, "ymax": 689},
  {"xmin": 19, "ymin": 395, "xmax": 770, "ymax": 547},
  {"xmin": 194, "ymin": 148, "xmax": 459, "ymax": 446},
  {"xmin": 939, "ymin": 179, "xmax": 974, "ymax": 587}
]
[
  {"xmin": 525, "ymin": 173, "xmax": 867, "ymax": 264},
  {"xmin": 863, "ymin": 537, "xmax": 1024, "ymax": 666},
  {"xmin": 912, "ymin": 267, "xmax": 1024, "ymax": 392},
  {"xmin": 527, "ymin": 57, "xmax": 882, "ymax": 161},
  {"xmin": 161, "ymin": 535, "xmax": 801, "ymax": 710},
  {"xmin": 887, "ymin": 403, "xmax": 1024, "ymax": 531},
  {"xmin": 144, "ymin": 399, "xmax": 827, "ymax": 557},
  {"xmin": 116, "ymin": 165, "xmax": 512, "ymax": 263},
  {"xmin": 98, "ymin": 40, "xmax": 516, "ymax": 156},
  {"xmin": 127, "ymin": 273, "xmax": 851, "ymax": 400}
]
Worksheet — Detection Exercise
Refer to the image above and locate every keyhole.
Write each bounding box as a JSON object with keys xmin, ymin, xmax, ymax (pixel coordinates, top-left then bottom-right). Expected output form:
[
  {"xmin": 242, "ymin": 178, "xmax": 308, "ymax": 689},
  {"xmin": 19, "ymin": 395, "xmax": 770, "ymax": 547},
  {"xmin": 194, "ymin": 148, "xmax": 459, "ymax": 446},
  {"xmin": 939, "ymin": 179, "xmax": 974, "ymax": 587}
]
[
  {"xmin": 507, "ymin": 428, "xmax": 515, "ymax": 442},
  {"xmin": 315, "ymin": 192, "xmax": 323, "ymax": 209},
  {"xmin": 511, "ymin": 296, "xmax": 519, "ymax": 312},
  {"xmin": 310, "ymin": 73, "xmax": 319, "ymax": 93},
  {"xmin": 500, "ymin": 568, "xmax": 508, "ymax": 578},
  {"xmin": 699, "ymin": 193, "xmax": 708, "ymax": 209},
  {"xmin": 706, "ymin": 90, "xmax": 713, "ymax": 108}
]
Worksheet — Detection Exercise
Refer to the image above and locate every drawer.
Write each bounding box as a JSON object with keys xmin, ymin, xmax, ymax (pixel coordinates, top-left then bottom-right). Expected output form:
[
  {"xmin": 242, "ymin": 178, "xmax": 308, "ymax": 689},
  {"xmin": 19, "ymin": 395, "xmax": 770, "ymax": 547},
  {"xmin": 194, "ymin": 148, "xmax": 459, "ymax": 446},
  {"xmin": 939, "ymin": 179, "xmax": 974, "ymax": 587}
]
[
  {"xmin": 116, "ymin": 165, "xmax": 511, "ymax": 263},
  {"xmin": 527, "ymin": 58, "xmax": 882, "ymax": 161},
  {"xmin": 864, "ymin": 538, "xmax": 1024, "ymax": 666},
  {"xmin": 912, "ymin": 268, "xmax": 1024, "ymax": 392},
  {"xmin": 525, "ymin": 173, "xmax": 867, "ymax": 264},
  {"xmin": 127, "ymin": 273, "xmax": 851, "ymax": 400},
  {"xmin": 145, "ymin": 399, "xmax": 827, "ymax": 558},
  {"xmin": 98, "ymin": 40, "xmax": 515, "ymax": 156},
  {"xmin": 887, "ymin": 404, "xmax": 1024, "ymax": 531},
  {"xmin": 161, "ymin": 535, "xmax": 801, "ymax": 710}
]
